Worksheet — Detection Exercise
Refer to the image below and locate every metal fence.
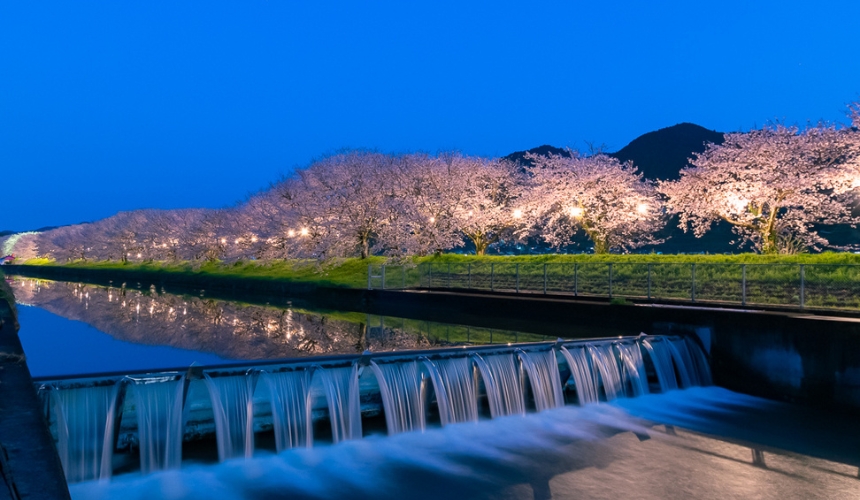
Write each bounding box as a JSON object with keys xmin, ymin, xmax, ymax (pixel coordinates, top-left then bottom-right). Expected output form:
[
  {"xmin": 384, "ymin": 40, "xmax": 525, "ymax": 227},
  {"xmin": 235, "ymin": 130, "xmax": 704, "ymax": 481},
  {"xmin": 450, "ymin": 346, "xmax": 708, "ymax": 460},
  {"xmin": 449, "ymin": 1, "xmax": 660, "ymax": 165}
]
[{"xmin": 368, "ymin": 262, "xmax": 860, "ymax": 312}]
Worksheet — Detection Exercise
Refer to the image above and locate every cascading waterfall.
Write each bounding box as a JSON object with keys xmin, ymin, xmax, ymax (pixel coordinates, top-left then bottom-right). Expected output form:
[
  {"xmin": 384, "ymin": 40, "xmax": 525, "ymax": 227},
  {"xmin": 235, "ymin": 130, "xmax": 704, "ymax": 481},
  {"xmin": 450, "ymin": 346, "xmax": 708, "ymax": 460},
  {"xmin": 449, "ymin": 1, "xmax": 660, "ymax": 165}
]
[
  {"xmin": 473, "ymin": 352, "xmax": 525, "ymax": 417},
  {"xmin": 518, "ymin": 349, "xmax": 564, "ymax": 411},
  {"xmin": 641, "ymin": 338, "xmax": 678, "ymax": 392},
  {"xmin": 370, "ymin": 360, "xmax": 426, "ymax": 435},
  {"xmin": 685, "ymin": 337, "xmax": 713, "ymax": 386},
  {"xmin": 422, "ymin": 356, "xmax": 478, "ymax": 425},
  {"xmin": 559, "ymin": 346, "xmax": 599, "ymax": 405},
  {"xmin": 616, "ymin": 343, "xmax": 649, "ymax": 397},
  {"xmin": 42, "ymin": 334, "xmax": 712, "ymax": 481},
  {"xmin": 131, "ymin": 376, "xmax": 185, "ymax": 474},
  {"xmin": 315, "ymin": 365, "xmax": 362, "ymax": 443},
  {"xmin": 203, "ymin": 372, "xmax": 259, "ymax": 461},
  {"xmin": 52, "ymin": 384, "xmax": 120, "ymax": 483},
  {"xmin": 588, "ymin": 344, "xmax": 623, "ymax": 401},
  {"xmin": 668, "ymin": 338, "xmax": 712, "ymax": 388},
  {"xmin": 264, "ymin": 370, "xmax": 312, "ymax": 451}
]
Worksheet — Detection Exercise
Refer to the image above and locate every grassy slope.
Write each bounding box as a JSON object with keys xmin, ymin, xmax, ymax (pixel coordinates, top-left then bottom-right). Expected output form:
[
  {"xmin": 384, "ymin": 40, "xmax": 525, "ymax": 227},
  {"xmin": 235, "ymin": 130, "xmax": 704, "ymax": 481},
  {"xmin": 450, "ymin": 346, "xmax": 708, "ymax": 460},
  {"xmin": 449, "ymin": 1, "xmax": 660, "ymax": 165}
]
[{"xmin": 17, "ymin": 252, "xmax": 860, "ymax": 289}]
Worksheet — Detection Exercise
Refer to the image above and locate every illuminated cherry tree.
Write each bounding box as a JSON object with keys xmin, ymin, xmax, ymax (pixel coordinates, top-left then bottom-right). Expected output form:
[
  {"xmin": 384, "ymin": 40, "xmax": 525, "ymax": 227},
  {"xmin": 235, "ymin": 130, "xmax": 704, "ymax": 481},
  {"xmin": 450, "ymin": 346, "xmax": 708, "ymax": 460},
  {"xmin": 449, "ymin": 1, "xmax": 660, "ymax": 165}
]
[
  {"xmin": 661, "ymin": 124, "xmax": 860, "ymax": 253},
  {"xmin": 526, "ymin": 151, "xmax": 665, "ymax": 253},
  {"xmin": 276, "ymin": 151, "xmax": 405, "ymax": 259},
  {"xmin": 450, "ymin": 157, "xmax": 528, "ymax": 255}
]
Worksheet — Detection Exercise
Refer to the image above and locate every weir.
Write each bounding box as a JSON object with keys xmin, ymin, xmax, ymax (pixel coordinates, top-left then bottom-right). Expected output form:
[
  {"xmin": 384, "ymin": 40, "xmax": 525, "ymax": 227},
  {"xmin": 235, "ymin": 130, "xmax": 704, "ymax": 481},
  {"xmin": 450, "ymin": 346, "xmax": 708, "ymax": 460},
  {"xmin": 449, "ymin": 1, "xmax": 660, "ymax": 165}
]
[{"xmin": 34, "ymin": 334, "xmax": 711, "ymax": 483}]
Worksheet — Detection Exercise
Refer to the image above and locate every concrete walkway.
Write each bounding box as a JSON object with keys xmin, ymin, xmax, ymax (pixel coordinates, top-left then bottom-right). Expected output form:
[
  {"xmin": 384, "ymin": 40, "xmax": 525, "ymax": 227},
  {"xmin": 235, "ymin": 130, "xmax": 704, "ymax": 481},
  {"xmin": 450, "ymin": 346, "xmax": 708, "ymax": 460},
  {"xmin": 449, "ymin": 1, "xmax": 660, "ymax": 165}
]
[{"xmin": 0, "ymin": 288, "xmax": 70, "ymax": 499}]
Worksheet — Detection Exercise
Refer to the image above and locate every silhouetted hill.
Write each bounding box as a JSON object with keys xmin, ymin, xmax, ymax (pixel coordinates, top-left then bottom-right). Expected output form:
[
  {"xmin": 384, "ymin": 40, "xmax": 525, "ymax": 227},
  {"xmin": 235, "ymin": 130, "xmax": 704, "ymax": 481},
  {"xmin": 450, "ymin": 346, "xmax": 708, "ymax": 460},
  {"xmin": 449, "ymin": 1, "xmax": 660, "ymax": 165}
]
[
  {"xmin": 609, "ymin": 123, "xmax": 725, "ymax": 181},
  {"xmin": 503, "ymin": 145, "xmax": 570, "ymax": 167},
  {"xmin": 0, "ymin": 231, "xmax": 13, "ymax": 237}
]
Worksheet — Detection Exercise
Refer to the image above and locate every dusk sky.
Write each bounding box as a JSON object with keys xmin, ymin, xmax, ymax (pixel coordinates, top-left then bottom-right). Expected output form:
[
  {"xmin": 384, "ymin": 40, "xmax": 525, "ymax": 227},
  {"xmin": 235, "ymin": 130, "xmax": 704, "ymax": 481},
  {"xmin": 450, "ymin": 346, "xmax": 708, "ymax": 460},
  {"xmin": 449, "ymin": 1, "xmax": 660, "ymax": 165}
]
[{"xmin": 2, "ymin": 1, "xmax": 859, "ymax": 231}]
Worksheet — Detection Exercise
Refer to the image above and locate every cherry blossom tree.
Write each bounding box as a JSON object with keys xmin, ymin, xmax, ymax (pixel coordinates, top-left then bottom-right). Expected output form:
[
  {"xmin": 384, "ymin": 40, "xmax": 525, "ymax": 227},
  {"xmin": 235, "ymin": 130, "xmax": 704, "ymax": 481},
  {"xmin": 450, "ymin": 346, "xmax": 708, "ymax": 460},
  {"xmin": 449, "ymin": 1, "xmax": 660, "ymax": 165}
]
[
  {"xmin": 526, "ymin": 151, "xmax": 665, "ymax": 253},
  {"xmin": 661, "ymin": 124, "xmax": 860, "ymax": 253},
  {"xmin": 276, "ymin": 151, "xmax": 405, "ymax": 259},
  {"xmin": 450, "ymin": 157, "xmax": 528, "ymax": 255}
]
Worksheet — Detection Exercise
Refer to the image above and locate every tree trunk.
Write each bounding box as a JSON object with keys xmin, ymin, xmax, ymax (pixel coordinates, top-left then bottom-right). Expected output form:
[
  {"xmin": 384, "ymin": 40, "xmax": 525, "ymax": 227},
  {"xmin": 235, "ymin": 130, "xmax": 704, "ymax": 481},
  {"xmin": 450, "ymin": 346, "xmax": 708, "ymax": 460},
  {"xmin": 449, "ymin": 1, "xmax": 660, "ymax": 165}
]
[{"xmin": 360, "ymin": 237, "xmax": 369, "ymax": 259}]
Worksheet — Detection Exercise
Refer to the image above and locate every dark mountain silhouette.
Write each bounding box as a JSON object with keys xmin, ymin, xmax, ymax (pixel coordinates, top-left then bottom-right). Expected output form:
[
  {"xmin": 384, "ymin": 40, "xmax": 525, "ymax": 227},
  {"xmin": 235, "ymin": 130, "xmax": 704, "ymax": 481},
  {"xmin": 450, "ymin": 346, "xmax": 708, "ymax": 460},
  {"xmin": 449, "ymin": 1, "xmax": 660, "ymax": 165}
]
[
  {"xmin": 608, "ymin": 123, "xmax": 725, "ymax": 180},
  {"xmin": 0, "ymin": 231, "xmax": 13, "ymax": 238},
  {"xmin": 503, "ymin": 145, "xmax": 571, "ymax": 167}
]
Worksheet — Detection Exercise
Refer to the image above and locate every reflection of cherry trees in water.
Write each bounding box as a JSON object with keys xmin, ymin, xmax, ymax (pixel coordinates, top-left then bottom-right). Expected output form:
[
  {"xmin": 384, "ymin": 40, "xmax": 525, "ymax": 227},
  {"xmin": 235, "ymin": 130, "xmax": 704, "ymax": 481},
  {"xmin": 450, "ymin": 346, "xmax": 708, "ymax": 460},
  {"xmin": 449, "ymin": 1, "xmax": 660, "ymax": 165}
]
[{"xmin": 10, "ymin": 279, "xmax": 435, "ymax": 360}]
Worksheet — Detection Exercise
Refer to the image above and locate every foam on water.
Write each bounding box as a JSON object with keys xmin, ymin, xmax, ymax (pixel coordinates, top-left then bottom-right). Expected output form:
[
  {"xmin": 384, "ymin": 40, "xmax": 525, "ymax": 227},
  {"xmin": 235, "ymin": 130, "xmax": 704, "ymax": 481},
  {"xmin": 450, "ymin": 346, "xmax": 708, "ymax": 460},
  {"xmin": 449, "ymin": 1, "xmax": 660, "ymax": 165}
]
[{"xmin": 70, "ymin": 387, "xmax": 810, "ymax": 500}]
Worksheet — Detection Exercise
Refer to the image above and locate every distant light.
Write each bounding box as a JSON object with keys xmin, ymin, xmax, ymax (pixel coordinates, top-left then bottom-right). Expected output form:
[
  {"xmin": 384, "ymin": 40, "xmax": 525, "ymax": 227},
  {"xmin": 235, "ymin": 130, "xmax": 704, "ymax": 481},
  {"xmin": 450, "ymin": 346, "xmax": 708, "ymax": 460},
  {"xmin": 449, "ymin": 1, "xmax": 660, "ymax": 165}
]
[
  {"xmin": 569, "ymin": 207, "xmax": 583, "ymax": 218},
  {"xmin": 220, "ymin": 238, "xmax": 227, "ymax": 244},
  {"xmin": 300, "ymin": 228, "xmax": 309, "ymax": 236},
  {"xmin": 136, "ymin": 253, "xmax": 141, "ymax": 258},
  {"xmin": 234, "ymin": 239, "xmax": 241, "ymax": 244},
  {"xmin": 429, "ymin": 216, "xmax": 436, "ymax": 223},
  {"xmin": 287, "ymin": 230, "xmax": 296, "ymax": 237},
  {"xmin": 512, "ymin": 209, "xmax": 523, "ymax": 219},
  {"xmin": 636, "ymin": 203, "xmax": 649, "ymax": 215},
  {"xmin": 251, "ymin": 236, "xmax": 258, "ymax": 243}
]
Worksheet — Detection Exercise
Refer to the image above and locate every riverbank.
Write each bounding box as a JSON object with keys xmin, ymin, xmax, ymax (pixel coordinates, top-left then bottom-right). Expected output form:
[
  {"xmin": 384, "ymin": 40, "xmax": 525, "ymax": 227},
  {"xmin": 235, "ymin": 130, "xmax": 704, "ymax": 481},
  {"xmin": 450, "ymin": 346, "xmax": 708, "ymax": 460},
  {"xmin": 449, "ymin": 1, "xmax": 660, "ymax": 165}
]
[{"xmin": 14, "ymin": 252, "xmax": 860, "ymax": 291}]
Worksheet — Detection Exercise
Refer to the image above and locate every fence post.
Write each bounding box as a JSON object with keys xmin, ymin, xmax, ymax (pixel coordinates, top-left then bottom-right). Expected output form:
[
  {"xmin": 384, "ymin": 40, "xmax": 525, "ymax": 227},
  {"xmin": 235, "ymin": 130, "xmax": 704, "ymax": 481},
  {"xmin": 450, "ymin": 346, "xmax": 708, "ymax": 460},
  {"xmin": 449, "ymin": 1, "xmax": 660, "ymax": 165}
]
[
  {"xmin": 691, "ymin": 263, "xmax": 696, "ymax": 302},
  {"xmin": 647, "ymin": 263, "xmax": 652, "ymax": 300},
  {"xmin": 468, "ymin": 262, "xmax": 472, "ymax": 288},
  {"xmin": 800, "ymin": 264, "xmax": 805, "ymax": 309},
  {"xmin": 367, "ymin": 264, "xmax": 372, "ymax": 290},
  {"xmin": 574, "ymin": 263, "xmax": 578, "ymax": 297},
  {"xmin": 381, "ymin": 265, "xmax": 386, "ymax": 290},
  {"xmin": 490, "ymin": 262, "xmax": 495, "ymax": 292},
  {"xmin": 402, "ymin": 266, "xmax": 406, "ymax": 289},
  {"xmin": 516, "ymin": 263, "xmax": 520, "ymax": 293},
  {"xmin": 742, "ymin": 264, "xmax": 747, "ymax": 306},
  {"xmin": 543, "ymin": 263, "xmax": 547, "ymax": 295},
  {"xmin": 447, "ymin": 262, "xmax": 451, "ymax": 288},
  {"xmin": 608, "ymin": 263, "xmax": 613, "ymax": 299}
]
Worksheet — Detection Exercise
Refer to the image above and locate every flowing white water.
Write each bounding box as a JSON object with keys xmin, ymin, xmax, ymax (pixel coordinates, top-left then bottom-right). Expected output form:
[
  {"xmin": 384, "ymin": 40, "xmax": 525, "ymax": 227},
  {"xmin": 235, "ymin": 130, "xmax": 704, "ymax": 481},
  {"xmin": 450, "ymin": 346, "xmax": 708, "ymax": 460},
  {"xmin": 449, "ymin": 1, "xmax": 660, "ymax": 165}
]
[
  {"xmin": 264, "ymin": 370, "xmax": 312, "ymax": 451},
  {"xmin": 48, "ymin": 334, "xmax": 716, "ymax": 486},
  {"xmin": 616, "ymin": 343, "xmax": 649, "ymax": 397},
  {"xmin": 641, "ymin": 338, "xmax": 678, "ymax": 392},
  {"xmin": 315, "ymin": 365, "xmax": 362, "ymax": 443},
  {"xmin": 131, "ymin": 377, "xmax": 185, "ymax": 473},
  {"xmin": 370, "ymin": 360, "xmax": 426, "ymax": 435},
  {"xmin": 52, "ymin": 384, "xmax": 120, "ymax": 483},
  {"xmin": 559, "ymin": 346, "xmax": 599, "ymax": 405},
  {"xmin": 473, "ymin": 352, "xmax": 525, "ymax": 417},
  {"xmin": 203, "ymin": 372, "xmax": 259, "ymax": 461},
  {"xmin": 422, "ymin": 356, "xmax": 478, "ymax": 425},
  {"xmin": 665, "ymin": 339, "xmax": 695, "ymax": 388},
  {"xmin": 518, "ymin": 349, "xmax": 564, "ymax": 411},
  {"xmin": 588, "ymin": 344, "xmax": 623, "ymax": 401},
  {"xmin": 685, "ymin": 337, "xmax": 713, "ymax": 386}
]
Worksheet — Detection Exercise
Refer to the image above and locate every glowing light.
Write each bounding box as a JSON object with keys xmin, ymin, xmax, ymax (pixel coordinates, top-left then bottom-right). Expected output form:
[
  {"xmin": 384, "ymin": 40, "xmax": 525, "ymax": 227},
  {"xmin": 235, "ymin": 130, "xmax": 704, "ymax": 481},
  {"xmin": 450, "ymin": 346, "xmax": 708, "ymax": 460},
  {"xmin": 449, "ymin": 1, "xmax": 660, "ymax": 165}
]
[
  {"xmin": 136, "ymin": 253, "xmax": 142, "ymax": 258},
  {"xmin": 429, "ymin": 216, "xmax": 436, "ymax": 223},
  {"xmin": 568, "ymin": 207, "xmax": 584, "ymax": 218},
  {"xmin": 234, "ymin": 239, "xmax": 241, "ymax": 244},
  {"xmin": 727, "ymin": 195, "xmax": 749, "ymax": 214},
  {"xmin": 251, "ymin": 236, "xmax": 258, "ymax": 243},
  {"xmin": 300, "ymin": 228, "xmax": 309, "ymax": 236},
  {"xmin": 220, "ymin": 238, "xmax": 227, "ymax": 244},
  {"xmin": 636, "ymin": 203, "xmax": 649, "ymax": 215},
  {"xmin": 512, "ymin": 209, "xmax": 523, "ymax": 219},
  {"xmin": 287, "ymin": 230, "xmax": 296, "ymax": 237}
]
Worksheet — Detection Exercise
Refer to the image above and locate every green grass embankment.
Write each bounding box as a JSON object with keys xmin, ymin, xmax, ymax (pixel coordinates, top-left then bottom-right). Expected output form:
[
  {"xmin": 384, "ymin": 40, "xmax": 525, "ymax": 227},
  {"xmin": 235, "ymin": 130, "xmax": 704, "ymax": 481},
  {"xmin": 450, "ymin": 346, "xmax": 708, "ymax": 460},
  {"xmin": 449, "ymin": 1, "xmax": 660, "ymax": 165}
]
[{"xmin": 18, "ymin": 252, "xmax": 860, "ymax": 290}]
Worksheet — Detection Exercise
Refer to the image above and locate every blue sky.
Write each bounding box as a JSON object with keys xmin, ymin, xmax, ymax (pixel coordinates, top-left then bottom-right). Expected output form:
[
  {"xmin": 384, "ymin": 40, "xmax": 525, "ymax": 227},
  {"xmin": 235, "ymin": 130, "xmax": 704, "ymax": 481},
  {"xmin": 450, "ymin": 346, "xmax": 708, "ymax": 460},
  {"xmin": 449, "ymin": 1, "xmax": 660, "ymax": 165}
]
[{"xmin": 2, "ymin": 1, "xmax": 859, "ymax": 231}]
